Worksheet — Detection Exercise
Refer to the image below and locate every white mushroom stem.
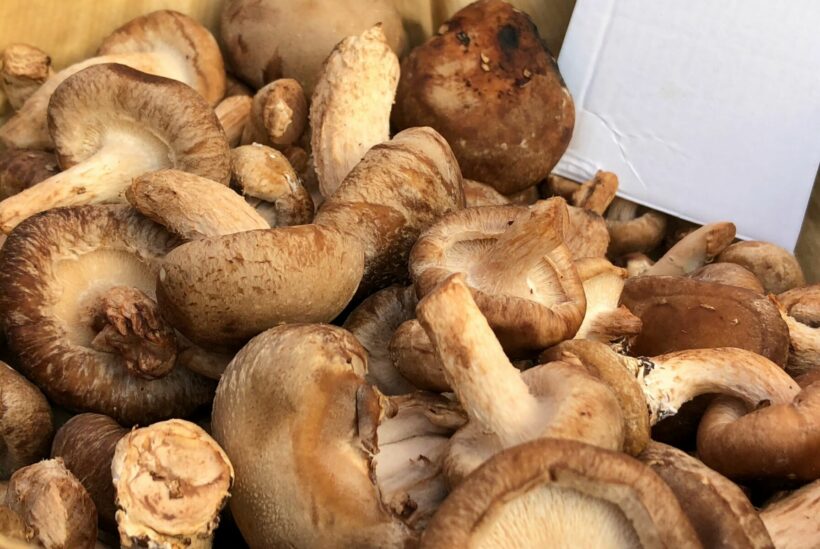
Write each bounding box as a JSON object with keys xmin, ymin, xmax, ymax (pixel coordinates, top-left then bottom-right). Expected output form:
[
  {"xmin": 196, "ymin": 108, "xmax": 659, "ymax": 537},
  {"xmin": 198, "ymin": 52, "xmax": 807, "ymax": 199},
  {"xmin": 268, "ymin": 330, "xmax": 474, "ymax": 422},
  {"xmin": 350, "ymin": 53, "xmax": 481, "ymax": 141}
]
[
  {"xmin": 644, "ymin": 222, "xmax": 736, "ymax": 276},
  {"xmin": 417, "ymin": 273, "xmax": 541, "ymax": 446},
  {"xmin": 622, "ymin": 347, "xmax": 800, "ymax": 424}
]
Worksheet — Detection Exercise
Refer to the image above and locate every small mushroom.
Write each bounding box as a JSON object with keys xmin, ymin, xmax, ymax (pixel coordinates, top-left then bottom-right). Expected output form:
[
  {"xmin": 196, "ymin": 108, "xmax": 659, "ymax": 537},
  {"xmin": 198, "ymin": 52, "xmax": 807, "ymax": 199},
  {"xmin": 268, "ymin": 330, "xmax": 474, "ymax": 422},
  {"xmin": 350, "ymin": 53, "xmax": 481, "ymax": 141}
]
[
  {"xmin": 51, "ymin": 413, "xmax": 128, "ymax": 532},
  {"xmin": 0, "ymin": 10, "xmax": 226, "ymax": 151},
  {"xmin": 774, "ymin": 285, "xmax": 820, "ymax": 377},
  {"xmin": 417, "ymin": 273, "xmax": 624, "ymax": 484},
  {"xmin": 639, "ymin": 441, "xmax": 774, "ymax": 549},
  {"xmin": 230, "ymin": 144, "xmax": 314, "ymax": 227},
  {"xmin": 0, "ymin": 205, "xmax": 214, "ymax": 425},
  {"xmin": 126, "ymin": 170, "xmax": 269, "ymax": 240},
  {"xmin": 0, "ymin": 63, "xmax": 230, "ymax": 234},
  {"xmin": 315, "ymin": 126, "xmax": 464, "ymax": 299},
  {"xmin": 390, "ymin": 319, "xmax": 449, "ymax": 392},
  {"xmin": 419, "ymin": 438, "xmax": 701, "ymax": 548},
  {"xmin": 760, "ymin": 480, "xmax": 820, "ymax": 549},
  {"xmin": 410, "ymin": 199, "xmax": 586, "ymax": 356},
  {"xmin": 574, "ymin": 257, "xmax": 641, "ymax": 346},
  {"xmin": 212, "ymin": 324, "xmax": 465, "ymax": 548},
  {"xmin": 241, "ymin": 79, "xmax": 307, "ymax": 149},
  {"xmin": 311, "ymin": 25, "xmax": 400, "ymax": 197},
  {"xmin": 462, "ymin": 179, "xmax": 510, "ymax": 207},
  {"xmin": 605, "ymin": 197, "xmax": 668, "ymax": 257},
  {"xmin": 504, "ymin": 184, "xmax": 540, "ymax": 205},
  {"xmin": 570, "ymin": 170, "xmax": 619, "ymax": 215},
  {"xmin": 214, "ymin": 94, "xmax": 252, "ymax": 147},
  {"xmin": 1, "ymin": 44, "xmax": 52, "ymax": 110},
  {"xmin": 643, "ymin": 221, "xmax": 736, "ymax": 276},
  {"xmin": 5, "ymin": 458, "xmax": 97, "ymax": 549},
  {"xmin": 0, "ymin": 149, "xmax": 59, "ymax": 201},
  {"xmin": 690, "ymin": 262, "xmax": 765, "ymax": 293},
  {"xmin": 566, "ymin": 204, "xmax": 611, "ymax": 259},
  {"xmin": 718, "ymin": 241, "xmax": 807, "ymax": 294},
  {"xmin": 0, "ymin": 361, "xmax": 53, "ymax": 479}
]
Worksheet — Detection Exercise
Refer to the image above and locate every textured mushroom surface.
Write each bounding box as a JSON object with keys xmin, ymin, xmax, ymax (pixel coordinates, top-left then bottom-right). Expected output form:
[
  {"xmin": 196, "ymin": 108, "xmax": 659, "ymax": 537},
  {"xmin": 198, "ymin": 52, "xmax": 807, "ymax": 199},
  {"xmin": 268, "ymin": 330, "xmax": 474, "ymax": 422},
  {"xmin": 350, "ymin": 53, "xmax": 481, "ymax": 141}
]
[
  {"xmin": 241, "ymin": 78, "xmax": 307, "ymax": 148},
  {"xmin": 718, "ymin": 240, "xmax": 806, "ymax": 294},
  {"xmin": 1, "ymin": 43, "xmax": 52, "ymax": 110},
  {"xmin": 774, "ymin": 285, "xmax": 820, "ymax": 377},
  {"xmin": 0, "ymin": 149, "xmax": 58, "ymax": 201},
  {"xmin": 760, "ymin": 480, "xmax": 820, "ymax": 549},
  {"xmin": 605, "ymin": 197, "xmax": 668, "ymax": 257}
]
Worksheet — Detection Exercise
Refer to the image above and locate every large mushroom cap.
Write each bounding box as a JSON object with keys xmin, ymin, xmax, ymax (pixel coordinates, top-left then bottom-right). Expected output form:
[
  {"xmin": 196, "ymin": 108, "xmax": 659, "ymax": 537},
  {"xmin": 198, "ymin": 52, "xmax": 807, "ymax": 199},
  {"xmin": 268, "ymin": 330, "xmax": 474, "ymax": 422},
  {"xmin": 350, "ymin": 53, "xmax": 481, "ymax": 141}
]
[
  {"xmin": 718, "ymin": 241, "xmax": 806, "ymax": 294},
  {"xmin": 420, "ymin": 438, "xmax": 701, "ymax": 548},
  {"xmin": 0, "ymin": 205, "xmax": 214, "ymax": 425}
]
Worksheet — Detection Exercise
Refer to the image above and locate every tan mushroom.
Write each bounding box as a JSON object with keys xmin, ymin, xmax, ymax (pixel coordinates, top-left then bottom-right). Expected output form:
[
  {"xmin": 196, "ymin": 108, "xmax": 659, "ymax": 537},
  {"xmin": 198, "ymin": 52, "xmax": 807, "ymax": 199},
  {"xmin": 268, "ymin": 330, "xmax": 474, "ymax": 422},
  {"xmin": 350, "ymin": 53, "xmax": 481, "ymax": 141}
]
[
  {"xmin": 241, "ymin": 78, "xmax": 307, "ymax": 149},
  {"xmin": 462, "ymin": 179, "xmax": 510, "ymax": 207},
  {"xmin": 760, "ymin": 480, "xmax": 820, "ymax": 549},
  {"xmin": 571, "ymin": 170, "xmax": 619, "ymax": 215},
  {"xmin": 623, "ymin": 252, "xmax": 655, "ymax": 277},
  {"xmin": 0, "ymin": 63, "xmax": 230, "ymax": 234},
  {"xmin": 5, "ymin": 458, "xmax": 97, "ymax": 549},
  {"xmin": 774, "ymin": 284, "xmax": 820, "ymax": 377},
  {"xmin": 542, "ymin": 172, "xmax": 581, "ymax": 200},
  {"xmin": 504, "ymin": 184, "xmax": 540, "ymax": 205},
  {"xmin": 126, "ymin": 170, "xmax": 269, "ymax": 240},
  {"xmin": 417, "ymin": 273, "xmax": 624, "ymax": 484},
  {"xmin": 566, "ymin": 204, "xmax": 611, "ymax": 259},
  {"xmin": 0, "ymin": 502, "xmax": 30, "ymax": 548},
  {"xmin": 390, "ymin": 319, "xmax": 449, "ymax": 392},
  {"xmin": 211, "ymin": 324, "xmax": 465, "ymax": 548},
  {"xmin": 718, "ymin": 241, "xmax": 806, "ymax": 294},
  {"xmin": 419, "ymin": 438, "xmax": 702, "ymax": 548},
  {"xmin": 315, "ymin": 126, "xmax": 464, "ymax": 299},
  {"xmin": 643, "ymin": 221, "xmax": 736, "ymax": 276},
  {"xmin": 214, "ymin": 94, "xmax": 252, "ymax": 147},
  {"xmin": 111, "ymin": 419, "xmax": 233, "ymax": 549},
  {"xmin": 605, "ymin": 197, "xmax": 668, "ymax": 257},
  {"xmin": 1, "ymin": 44, "xmax": 52, "ymax": 110},
  {"xmin": 225, "ymin": 74, "xmax": 251, "ymax": 97},
  {"xmin": 574, "ymin": 258, "xmax": 641, "ymax": 346},
  {"xmin": 690, "ymin": 262, "xmax": 765, "ymax": 293},
  {"xmin": 0, "ymin": 149, "xmax": 59, "ymax": 201},
  {"xmin": 410, "ymin": 198, "xmax": 586, "ymax": 356},
  {"xmin": 0, "ymin": 10, "xmax": 225, "ymax": 151},
  {"xmin": 0, "ymin": 361, "xmax": 53, "ymax": 479},
  {"xmin": 0, "ymin": 205, "xmax": 214, "ymax": 425}
]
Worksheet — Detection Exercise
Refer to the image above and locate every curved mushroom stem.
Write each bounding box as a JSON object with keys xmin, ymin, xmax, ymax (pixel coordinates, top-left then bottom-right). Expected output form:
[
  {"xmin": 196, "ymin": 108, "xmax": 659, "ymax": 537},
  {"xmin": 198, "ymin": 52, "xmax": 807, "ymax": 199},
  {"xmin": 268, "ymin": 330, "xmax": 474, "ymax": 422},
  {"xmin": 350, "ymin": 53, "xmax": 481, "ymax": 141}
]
[
  {"xmin": 644, "ymin": 222, "xmax": 736, "ymax": 276},
  {"xmin": 417, "ymin": 273, "xmax": 541, "ymax": 446},
  {"xmin": 87, "ymin": 287, "xmax": 177, "ymax": 379}
]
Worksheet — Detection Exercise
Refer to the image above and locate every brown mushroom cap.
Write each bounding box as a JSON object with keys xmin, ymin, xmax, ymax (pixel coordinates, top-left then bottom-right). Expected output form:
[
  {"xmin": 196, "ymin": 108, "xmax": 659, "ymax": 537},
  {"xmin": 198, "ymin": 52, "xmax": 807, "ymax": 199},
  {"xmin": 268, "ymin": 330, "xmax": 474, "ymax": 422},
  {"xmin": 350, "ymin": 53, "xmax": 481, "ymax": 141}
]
[
  {"xmin": 241, "ymin": 78, "xmax": 307, "ymax": 149},
  {"xmin": 774, "ymin": 285, "xmax": 820, "ymax": 377},
  {"xmin": 420, "ymin": 438, "xmax": 701, "ymax": 548},
  {"xmin": 315, "ymin": 126, "xmax": 464, "ymax": 299},
  {"xmin": 760, "ymin": 480, "xmax": 820, "ymax": 549},
  {"xmin": 605, "ymin": 197, "xmax": 668, "ymax": 257},
  {"xmin": 0, "ymin": 205, "xmax": 214, "ymax": 425},
  {"xmin": 621, "ymin": 275, "xmax": 790, "ymax": 366},
  {"xmin": 389, "ymin": 319, "xmax": 449, "ymax": 392},
  {"xmin": 394, "ymin": 0, "xmax": 574, "ymax": 194},
  {"xmin": 410, "ymin": 199, "xmax": 586, "ymax": 356},
  {"xmin": 462, "ymin": 179, "xmax": 510, "ymax": 207},
  {"xmin": 0, "ymin": 361, "xmax": 53, "ymax": 479},
  {"xmin": 0, "ymin": 149, "xmax": 59, "ymax": 201},
  {"xmin": 639, "ymin": 441, "xmax": 774, "ymax": 549},
  {"xmin": 566, "ymin": 205, "xmax": 610, "ymax": 259},
  {"xmin": 718, "ymin": 241, "xmax": 806, "ymax": 294},
  {"xmin": 691, "ymin": 262, "xmax": 765, "ymax": 293},
  {"xmin": 571, "ymin": 170, "xmax": 619, "ymax": 215},
  {"xmin": 156, "ymin": 224, "xmax": 364, "ymax": 349}
]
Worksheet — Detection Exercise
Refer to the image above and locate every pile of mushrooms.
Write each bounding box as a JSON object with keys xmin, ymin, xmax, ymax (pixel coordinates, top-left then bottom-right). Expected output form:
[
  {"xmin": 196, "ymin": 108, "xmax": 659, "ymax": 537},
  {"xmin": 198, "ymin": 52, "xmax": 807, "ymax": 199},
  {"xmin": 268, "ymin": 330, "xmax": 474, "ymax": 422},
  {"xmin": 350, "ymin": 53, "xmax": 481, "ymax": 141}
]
[{"xmin": 0, "ymin": 1, "xmax": 816, "ymax": 547}]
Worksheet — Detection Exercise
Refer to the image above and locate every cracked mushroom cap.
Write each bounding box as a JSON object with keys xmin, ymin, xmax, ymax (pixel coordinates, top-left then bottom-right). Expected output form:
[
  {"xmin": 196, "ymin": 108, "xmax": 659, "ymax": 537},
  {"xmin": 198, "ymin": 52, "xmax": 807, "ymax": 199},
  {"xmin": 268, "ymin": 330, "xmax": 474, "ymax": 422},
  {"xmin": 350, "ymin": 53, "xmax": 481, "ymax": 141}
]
[
  {"xmin": 394, "ymin": 0, "xmax": 575, "ymax": 194},
  {"xmin": 760, "ymin": 480, "xmax": 820, "ymax": 549},
  {"xmin": 639, "ymin": 442, "xmax": 774, "ymax": 549},
  {"xmin": 420, "ymin": 438, "xmax": 701, "ymax": 548},
  {"xmin": 410, "ymin": 198, "xmax": 586, "ymax": 356},
  {"xmin": 212, "ymin": 324, "xmax": 465, "ymax": 548},
  {"xmin": 621, "ymin": 275, "xmax": 789, "ymax": 365},
  {"xmin": 774, "ymin": 285, "xmax": 820, "ymax": 377},
  {"xmin": 718, "ymin": 241, "xmax": 806, "ymax": 294},
  {"xmin": 0, "ymin": 205, "xmax": 215, "ymax": 425}
]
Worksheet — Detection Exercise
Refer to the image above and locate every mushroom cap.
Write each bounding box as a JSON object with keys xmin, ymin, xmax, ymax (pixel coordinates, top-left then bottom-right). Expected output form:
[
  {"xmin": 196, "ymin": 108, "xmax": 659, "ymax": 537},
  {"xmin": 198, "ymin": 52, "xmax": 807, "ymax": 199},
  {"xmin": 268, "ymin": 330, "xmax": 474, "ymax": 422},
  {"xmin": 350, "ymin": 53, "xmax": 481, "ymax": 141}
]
[
  {"xmin": 760, "ymin": 480, "xmax": 820, "ymax": 549},
  {"xmin": 243, "ymin": 78, "xmax": 307, "ymax": 148},
  {"xmin": 574, "ymin": 257, "xmax": 641, "ymax": 343},
  {"xmin": 220, "ymin": 0, "xmax": 407, "ymax": 92},
  {"xmin": 644, "ymin": 222, "xmax": 736, "ymax": 277},
  {"xmin": 342, "ymin": 285, "xmax": 417, "ymax": 395},
  {"xmin": 156, "ymin": 224, "xmax": 364, "ymax": 349},
  {"xmin": 96, "ymin": 10, "xmax": 226, "ymax": 105},
  {"xmin": 605, "ymin": 198, "xmax": 668, "ymax": 257},
  {"xmin": 211, "ymin": 324, "xmax": 415, "ymax": 548},
  {"xmin": 0, "ymin": 150, "xmax": 58, "ymax": 201},
  {"xmin": 639, "ymin": 441, "xmax": 774, "ymax": 549},
  {"xmin": 215, "ymin": 94, "xmax": 252, "ymax": 147},
  {"xmin": 420, "ymin": 438, "xmax": 701, "ymax": 548},
  {"xmin": 126, "ymin": 169, "xmax": 269, "ymax": 240},
  {"xmin": 410, "ymin": 200, "xmax": 586, "ymax": 356},
  {"xmin": 390, "ymin": 319, "xmax": 449, "ymax": 393},
  {"xmin": 775, "ymin": 285, "xmax": 820, "ymax": 377},
  {"xmin": 462, "ymin": 179, "xmax": 510, "ymax": 207},
  {"xmin": 621, "ymin": 275, "xmax": 789, "ymax": 366},
  {"xmin": 691, "ymin": 263, "xmax": 765, "ymax": 293},
  {"xmin": 571, "ymin": 170, "xmax": 619, "ymax": 215},
  {"xmin": 0, "ymin": 205, "xmax": 215, "ymax": 425},
  {"xmin": 394, "ymin": 0, "xmax": 574, "ymax": 194},
  {"xmin": 718, "ymin": 241, "xmax": 806, "ymax": 294},
  {"xmin": 0, "ymin": 361, "xmax": 53, "ymax": 479},
  {"xmin": 1, "ymin": 43, "xmax": 52, "ymax": 110},
  {"xmin": 566, "ymin": 205, "xmax": 610, "ymax": 259},
  {"xmin": 49, "ymin": 63, "xmax": 230, "ymax": 185}
]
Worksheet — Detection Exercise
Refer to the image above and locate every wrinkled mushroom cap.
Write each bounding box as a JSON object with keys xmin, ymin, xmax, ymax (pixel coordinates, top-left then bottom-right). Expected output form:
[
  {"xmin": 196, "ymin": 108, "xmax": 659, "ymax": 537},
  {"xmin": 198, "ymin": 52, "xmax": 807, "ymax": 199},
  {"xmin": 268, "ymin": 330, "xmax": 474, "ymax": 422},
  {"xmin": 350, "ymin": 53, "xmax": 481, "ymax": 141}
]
[{"xmin": 718, "ymin": 241, "xmax": 806, "ymax": 294}]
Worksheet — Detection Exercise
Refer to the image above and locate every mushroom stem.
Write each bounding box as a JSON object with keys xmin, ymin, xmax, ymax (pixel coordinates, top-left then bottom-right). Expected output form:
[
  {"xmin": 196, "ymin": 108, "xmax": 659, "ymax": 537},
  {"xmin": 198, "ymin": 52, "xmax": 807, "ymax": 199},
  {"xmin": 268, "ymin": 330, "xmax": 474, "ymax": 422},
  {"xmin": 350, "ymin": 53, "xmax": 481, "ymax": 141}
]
[
  {"xmin": 417, "ymin": 273, "xmax": 541, "ymax": 446},
  {"xmin": 644, "ymin": 222, "xmax": 736, "ymax": 276}
]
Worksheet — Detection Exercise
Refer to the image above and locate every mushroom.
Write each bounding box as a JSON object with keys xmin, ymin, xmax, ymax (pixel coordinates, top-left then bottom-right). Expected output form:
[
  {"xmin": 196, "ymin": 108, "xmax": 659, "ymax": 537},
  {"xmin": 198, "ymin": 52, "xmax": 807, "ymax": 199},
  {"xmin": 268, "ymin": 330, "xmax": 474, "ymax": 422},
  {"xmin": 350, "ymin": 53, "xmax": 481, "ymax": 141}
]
[
  {"xmin": 51, "ymin": 413, "xmax": 128, "ymax": 531},
  {"xmin": 623, "ymin": 252, "xmax": 655, "ymax": 277},
  {"xmin": 542, "ymin": 172, "xmax": 581, "ymax": 200},
  {"xmin": 573, "ymin": 257, "xmax": 641, "ymax": 346},
  {"xmin": 0, "ymin": 503, "xmax": 29, "ymax": 548},
  {"xmin": 774, "ymin": 284, "xmax": 820, "ymax": 377},
  {"xmin": 315, "ymin": 126, "xmax": 464, "ymax": 299},
  {"xmin": 225, "ymin": 74, "xmax": 252, "ymax": 97},
  {"xmin": 126, "ymin": 170, "xmax": 269, "ymax": 240},
  {"xmin": 410, "ymin": 198, "xmax": 586, "ymax": 356},
  {"xmin": 230, "ymin": 144, "xmax": 314, "ymax": 227},
  {"xmin": 0, "ymin": 205, "xmax": 214, "ymax": 425},
  {"xmin": 342, "ymin": 285, "xmax": 417, "ymax": 395},
  {"xmin": 311, "ymin": 25, "xmax": 400, "ymax": 197},
  {"xmin": 390, "ymin": 319, "xmax": 449, "ymax": 393},
  {"xmin": 419, "ymin": 438, "xmax": 701, "ymax": 548},
  {"xmin": 111, "ymin": 419, "xmax": 233, "ymax": 549},
  {"xmin": 211, "ymin": 323, "xmax": 465, "ymax": 548},
  {"xmin": 760, "ymin": 480, "xmax": 820, "ymax": 549},
  {"xmin": 214, "ymin": 94, "xmax": 252, "ymax": 147},
  {"xmin": 394, "ymin": 0, "xmax": 575, "ymax": 194},
  {"xmin": 241, "ymin": 79, "xmax": 307, "ymax": 149},
  {"xmin": 690, "ymin": 262, "xmax": 765, "ymax": 293},
  {"xmin": 642, "ymin": 221, "xmax": 736, "ymax": 276},
  {"xmin": 605, "ymin": 197, "xmax": 669, "ymax": 257},
  {"xmin": 0, "ymin": 361, "xmax": 53, "ymax": 479},
  {"xmin": 504, "ymin": 184, "xmax": 541, "ymax": 205},
  {"xmin": 566, "ymin": 204, "xmax": 611, "ymax": 259},
  {"xmin": 0, "ymin": 10, "xmax": 225, "ymax": 151},
  {"xmin": 417, "ymin": 273, "xmax": 624, "ymax": 484},
  {"xmin": 638, "ymin": 441, "xmax": 774, "ymax": 548},
  {"xmin": 570, "ymin": 170, "xmax": 619, "ymax": 215},
  {"xmin": 621, "ymin": 275, "xmax": 790, "ymax": 365},
  {"xmin": 462, "ymin": 179, "xmax": 510, "ymax": 207},
  {"xmin": 0, "ymin": 63, "xmax": 230, "ymax": 234},
  {"xmin": 1, "ymin": 44, "xmax": 52, "ymax": 110},
  {"xmin": 0, "ymin": 149, "xmax": 59, "ymax": 201},
  {"xmin": 718, "ymin": 241, "xmax": 807, "ymax": 294},
  {"xmin": 5, "ymin": 458, "xmax": 97, "ymax": 549}
]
